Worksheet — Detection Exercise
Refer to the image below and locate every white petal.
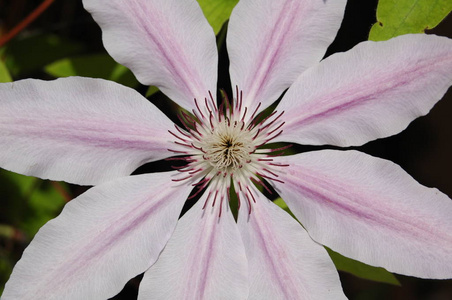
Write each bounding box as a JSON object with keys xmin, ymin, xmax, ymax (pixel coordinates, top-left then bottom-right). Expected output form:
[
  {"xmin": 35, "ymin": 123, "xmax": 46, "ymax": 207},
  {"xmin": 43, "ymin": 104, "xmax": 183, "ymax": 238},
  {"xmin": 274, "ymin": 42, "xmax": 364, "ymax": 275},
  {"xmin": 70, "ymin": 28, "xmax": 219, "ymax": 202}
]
[
  {"xmin": 274, "ymin": 150, "xmax": 452, "ymax": 278},
  {"xmin": 0, "ymin": 77, "xmax": 175, "ymax": 185},
  {"xmin": 227, "ymin": 0, "xmax": 346, "ymax": 116},
  {"xmin": 237, "ymin": 191, "xmax": 345, "ymax": 300},
  {"xmin": 139, "ymin": 190, "xmax": 249, "ymax": 300},
  {"xmin": 275, "ymin": 34, "xmax": 452, "ymax": 146},
  {"xmin": 2, "ymin": 172, "xmax": 191, "ymax": 300},
  {"xmin": 83, "ymin": 0, "xmax": 218, "ymax": 111}
]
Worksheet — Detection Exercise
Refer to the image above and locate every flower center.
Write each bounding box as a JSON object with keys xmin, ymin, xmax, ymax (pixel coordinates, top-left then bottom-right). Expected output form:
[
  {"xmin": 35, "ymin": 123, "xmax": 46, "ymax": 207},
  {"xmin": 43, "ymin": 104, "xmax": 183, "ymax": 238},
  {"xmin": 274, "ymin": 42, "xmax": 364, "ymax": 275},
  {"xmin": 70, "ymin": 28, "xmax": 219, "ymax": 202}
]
[
  {"xmin": 202, "ymin": 119, "xmax": 254, "ymax": 171},
  {"xmin": 168, "ymin": 88, "xmax": 289, "ymax": 215}
]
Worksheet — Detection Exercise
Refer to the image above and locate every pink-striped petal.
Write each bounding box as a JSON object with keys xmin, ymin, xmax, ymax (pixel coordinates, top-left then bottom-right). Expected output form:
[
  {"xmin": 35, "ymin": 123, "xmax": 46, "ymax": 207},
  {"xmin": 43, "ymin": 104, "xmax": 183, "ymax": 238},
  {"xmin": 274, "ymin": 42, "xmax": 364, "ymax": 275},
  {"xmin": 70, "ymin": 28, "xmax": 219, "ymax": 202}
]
[
  {"xmin": 227, "ymin": 0, "xmax": 346, "ymax": 116},
  {"xmin": 139, "ymin": 191, "xmax": 248, "ymax": 300},
  {"xmin": 0, "ymin": 77, "xmax": 175, "ymax": 185},
  {"xmin": 82, "ymin": 0, "xmax": 217, "ymax": 111},
  {"xmin": 2, "ymin": 171, "xmax": 191, "ymax": 300},
  {"xmin": 273, "ymin": 150, "xmax": 452, "ymax": 278},
  {"xmin": 274, "ymin": 34, "xmax": 452, "ymax": 146},
  {"xmin": 237, "ymin": 191, "xmax": 345, "ymax": 300}
]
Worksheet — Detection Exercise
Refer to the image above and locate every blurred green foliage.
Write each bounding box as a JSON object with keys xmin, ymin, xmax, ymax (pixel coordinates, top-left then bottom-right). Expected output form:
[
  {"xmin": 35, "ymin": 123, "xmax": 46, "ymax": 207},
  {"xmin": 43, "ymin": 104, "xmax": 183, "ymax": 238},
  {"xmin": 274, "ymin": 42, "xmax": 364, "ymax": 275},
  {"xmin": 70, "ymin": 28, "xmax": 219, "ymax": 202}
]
[
  {"xmin": 198, "ymin": 0, "xmax": 239, "ymax": 34},
  {"xmin": 0, "ymin": 60, "xmax": 12, "ymax": 83},
  {"xmin": 0, "ymin": 170, "xmax": 67, "ymax": 238},
  {"xmin": 4, "ymin": 34, "xmax": 83, "ymax": 76},
  {"xmin": 327, "ymin": 248, "xmax": 400, "ymax": 286},
  {"xmin": 369, "ymin": 0, "xmax": 452, "ymax": 41},
  {"xmin": 0, "ymin": 170, "xmax": 67, "ymax": 294},
  {"xmin": 45, "ymin": 53, "xmax": 139, "ymax": 88}
]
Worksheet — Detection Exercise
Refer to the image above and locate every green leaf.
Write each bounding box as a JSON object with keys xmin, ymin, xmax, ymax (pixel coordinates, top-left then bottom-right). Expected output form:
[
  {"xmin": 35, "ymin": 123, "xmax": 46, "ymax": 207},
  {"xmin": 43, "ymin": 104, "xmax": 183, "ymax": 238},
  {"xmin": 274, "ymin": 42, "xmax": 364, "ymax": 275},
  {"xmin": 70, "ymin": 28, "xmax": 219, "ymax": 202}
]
[
  {"xmin": 45, "ymin": 53, "xmax": 139, "ymax": 88},
  {"xmin": 326, "ymin": 247, "xmax": 400, "ymax": 285},
  {"xmin": 0, "ymin": 170, "xmax": 67, "ymax": 237},
  {"xmin": 0, "ymin": 59, "xmax": 12, "ymax": 82},
  {"xmin": 146, "ymin": 86, "xmax": 160, "ymax": 97},
  {"xmin": 273, "ymin": 198, "xmax": 297, "ymax": 219},
  {"xmin": 369, "ymin": 0, "xmax": 452, "ymax": 41},
  {"xmin": 198, "ymin": 0, "xmax": 238, "ymax": 34},
  {"xmin": 4, "ymin": 34, "xmax": 83, "ymax": 76}
]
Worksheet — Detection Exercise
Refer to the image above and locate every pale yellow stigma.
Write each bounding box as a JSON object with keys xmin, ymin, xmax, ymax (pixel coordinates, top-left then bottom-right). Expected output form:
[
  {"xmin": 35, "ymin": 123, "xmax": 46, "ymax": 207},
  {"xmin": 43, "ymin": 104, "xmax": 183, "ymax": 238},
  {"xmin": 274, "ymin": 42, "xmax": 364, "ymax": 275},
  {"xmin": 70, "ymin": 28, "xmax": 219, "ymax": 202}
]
[{"xmin": 203, "ymin": 119, "xmax": 255, "ymax": 171}]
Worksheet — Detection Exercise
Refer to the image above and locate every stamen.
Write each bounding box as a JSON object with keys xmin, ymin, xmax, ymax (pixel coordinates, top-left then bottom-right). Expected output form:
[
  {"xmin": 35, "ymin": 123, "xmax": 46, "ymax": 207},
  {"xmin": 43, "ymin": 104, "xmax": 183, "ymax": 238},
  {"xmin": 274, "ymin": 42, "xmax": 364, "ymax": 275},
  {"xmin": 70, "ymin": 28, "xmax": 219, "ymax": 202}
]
[
  {"xmin": 249, "ymin": 102, "xmax": 261, "ymax": 122},
  {"xmin": 202, "ymin": 191, "xmax": 212, "ymax": 209},
  {"xmin": 193, "ymin": 177, "xmax": 210, "ymax": 187},
  {"xmin": 168, "ymin": 130, "xmax": 189, "ymax": 143},
  {"xmin": 269, "ymin": 162, "xmax": 290, "ymax": 167},
  {"xmin": 172, "ymin": 175, "xmax": 192, "ymax": 182},
  {"xmin": 190, "ymin": 143, "xmax": 204, "ymax": 152},
  {"xmin": 189, "ymin": 168, "xmax": 203, "ymax": 175},
  {"xmin": 257, "ymin": 172, "xmax": 284, "ymax": 184},
  {"xmin": 209, "ymin": 90, "xmax": 217, "ymax": 113},
  {"xmin": 194, "ymin": 98, "xmax": 205, "ymax": 119},
  {"xmin": 165, "ymin": 156, "xmax": 195, "ymax": 162},
  {"xmin": 174, "ymin": 125, "xmax": 192, "ymax": 138},
  {"xmin": 167, "ymin": 87, "xmax": 290, "ymax": 216},
  {"xmin": 167, "ymin": 149, "xmax": 188, "ymax": 154},
  {"xmin": 244, "ymin": 193, "xmax": 252, "ymax": 214},
  {"xmin": 174, "ymin": 141, "xmax": 192, "ymax": 148},
  {"xmin": 241, "ymin": 107, "xmax": 248, "ymax": 122},
  {"xmin": 250, "ymin": 176, "xmax": 273, "ymax": 195}
]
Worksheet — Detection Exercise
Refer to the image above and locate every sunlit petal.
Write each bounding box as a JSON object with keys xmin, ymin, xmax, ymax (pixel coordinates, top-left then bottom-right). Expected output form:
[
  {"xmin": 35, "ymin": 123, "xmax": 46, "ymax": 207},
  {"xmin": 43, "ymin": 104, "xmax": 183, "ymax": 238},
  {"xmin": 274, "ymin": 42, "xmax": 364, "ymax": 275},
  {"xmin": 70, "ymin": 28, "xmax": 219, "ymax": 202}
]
[
  {"xmin": 275, "ymin": 34, "xmax": 452, "ymax": 146},
  {"xmin": 228, "ymin": 0, "xmax": 346, "ymax": 116},
  {"xmin": 274, "ymin": 150, "xmax": 452, "ymax": 278},
  {"xmin": 83, "ymin": 0, "xmax": 218, "ymax": 111},
  {"xmin": 139, "ymin": 191, "xmax": 248, "ymax": 299},
  {"xmin": 237, "ymin": 192, "xmax": 346, "ymax": 299},
  {"xmin": 0, "ymin": 77, "xmax": 174, "ymax": 185},
  {"xmin": 2, "ymin": 172, "xmax": 191, "ymax": 300}
]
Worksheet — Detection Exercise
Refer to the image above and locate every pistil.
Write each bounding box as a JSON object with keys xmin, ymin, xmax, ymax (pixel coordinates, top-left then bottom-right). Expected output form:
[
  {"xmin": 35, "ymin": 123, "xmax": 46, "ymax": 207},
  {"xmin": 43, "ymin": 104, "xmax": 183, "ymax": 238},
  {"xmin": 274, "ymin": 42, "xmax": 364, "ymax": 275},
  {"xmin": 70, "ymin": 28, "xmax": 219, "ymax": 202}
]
[{"xmin": 168, "ymin": 88, "xmax": 289, "ymax": 215}]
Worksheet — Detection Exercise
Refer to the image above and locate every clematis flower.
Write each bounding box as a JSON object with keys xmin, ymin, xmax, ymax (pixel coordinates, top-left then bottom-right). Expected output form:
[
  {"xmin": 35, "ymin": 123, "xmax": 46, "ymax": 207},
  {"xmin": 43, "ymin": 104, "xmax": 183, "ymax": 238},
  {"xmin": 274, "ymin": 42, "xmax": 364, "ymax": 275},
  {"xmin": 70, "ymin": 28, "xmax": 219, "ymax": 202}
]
[{"xmin": 1, "ymin": 0, "xmax": 452, "ymax": 298}]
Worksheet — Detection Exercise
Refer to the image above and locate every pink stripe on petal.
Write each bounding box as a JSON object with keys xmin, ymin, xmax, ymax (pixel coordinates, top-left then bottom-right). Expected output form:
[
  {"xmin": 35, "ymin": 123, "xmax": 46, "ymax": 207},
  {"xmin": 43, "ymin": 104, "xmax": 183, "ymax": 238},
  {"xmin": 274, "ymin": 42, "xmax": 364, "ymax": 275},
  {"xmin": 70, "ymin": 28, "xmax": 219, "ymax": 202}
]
[
  {"xmin": 275, "ymin": 34, "xmax": 452, "ymax": 146},
  {"xmin": 274, "ymin": 150, "xmax": 452, "ymax": 278},
  {"xmin": 0, "ymin": 77, "xmax": 174, "ymax": 185},
  {"xmin": 83, "ymin": 0, "xmax": 218, "ymax": 111},
  {"xmin": 139, "ymin": 190, "xmax": 248, "ymax": 300},
  {"xmin": 2, "ymin": 172, "xmax": 191, "ymax": 300},
  {"xmin": 237, "ymin": 192, "xmax": 345, "ymax": 300},
  {"xmin": 228, "ymin": 0, "xmax": 346, "ymax": 116}
]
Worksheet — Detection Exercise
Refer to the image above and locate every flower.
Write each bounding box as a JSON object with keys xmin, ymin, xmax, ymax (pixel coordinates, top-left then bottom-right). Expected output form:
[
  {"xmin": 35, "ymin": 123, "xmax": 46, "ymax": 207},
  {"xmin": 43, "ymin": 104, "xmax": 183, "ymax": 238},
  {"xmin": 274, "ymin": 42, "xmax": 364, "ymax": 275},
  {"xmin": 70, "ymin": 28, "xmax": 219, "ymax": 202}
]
[{"xmin": 1, "ymin": 0, "xmax": 452, "ymax": 299}]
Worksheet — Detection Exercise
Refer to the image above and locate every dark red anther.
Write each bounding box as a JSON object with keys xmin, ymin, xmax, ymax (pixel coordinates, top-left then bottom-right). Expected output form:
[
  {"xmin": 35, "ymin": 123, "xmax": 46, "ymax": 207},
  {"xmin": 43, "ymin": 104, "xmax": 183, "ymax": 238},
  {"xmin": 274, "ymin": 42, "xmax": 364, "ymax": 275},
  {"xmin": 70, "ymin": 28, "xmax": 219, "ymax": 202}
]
[
  {"xmin": 194, "ymin": 98, "xmax": 205, "ymax": 119},
  {"xmin": 202, "ymin": 191, "xmax": 212, "ymax": 209},
  {"xmin": 212, "ymin": 190, "xmax": 219, "ymax": 207},
  {"xmin": 209, "ymin": 91, "xmax": 216, "ymax": 108},
  {"xmin": 252, "ymin": 128, "xmax": 261, "ymax": 140},
  {"xmin": 265, "ymin": 144, "xmax": 293, "ymax": 153},
  {"xmin": 269, "ymin": 162, "xmax": 290, "ymax": 167},
  {"xmin": 257, "ymin": 172, "xmax": 284, "ymax": 184},
  {"xmin": 190, "ymin": 143, "xmax": 205, "ymax": 152},
  {"xmin": 241, "ymin": 107, "xmax": 248, "ymax": 122},
  {"xmin": 174, "ymin": 141, "xmax": 191, "ymax": 148},
  {"xmin": 249, "ymin": 102, "xmax": 261, "ymax": 122},
  {"xmin": 189, "ymin": 168, "xmax": 203, "ymax": 175},
  {"xmin": 266, "ymin": 122, "xmax": 285, "ymax": 137},
  {"xmin": 167, "ymin": 149, "xmax": 189, "ymax": 154},
  {"xmin": 250, "ymin": 176, "xmax": 273, "ymax": 194},
  {"xmin": 218, "ymin": 195, "xmax": 224, "ymax": 218},
  {"xmin": 244, "ymin": 193, "xmax": 252, "ymax": 215},
  {"xmin": 247, "ymin": 186, "xmax": 256, "ymax": 203},
  {"xmin": 172, "ymin": 175, "xmax": 192, "ymax": 182}
]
